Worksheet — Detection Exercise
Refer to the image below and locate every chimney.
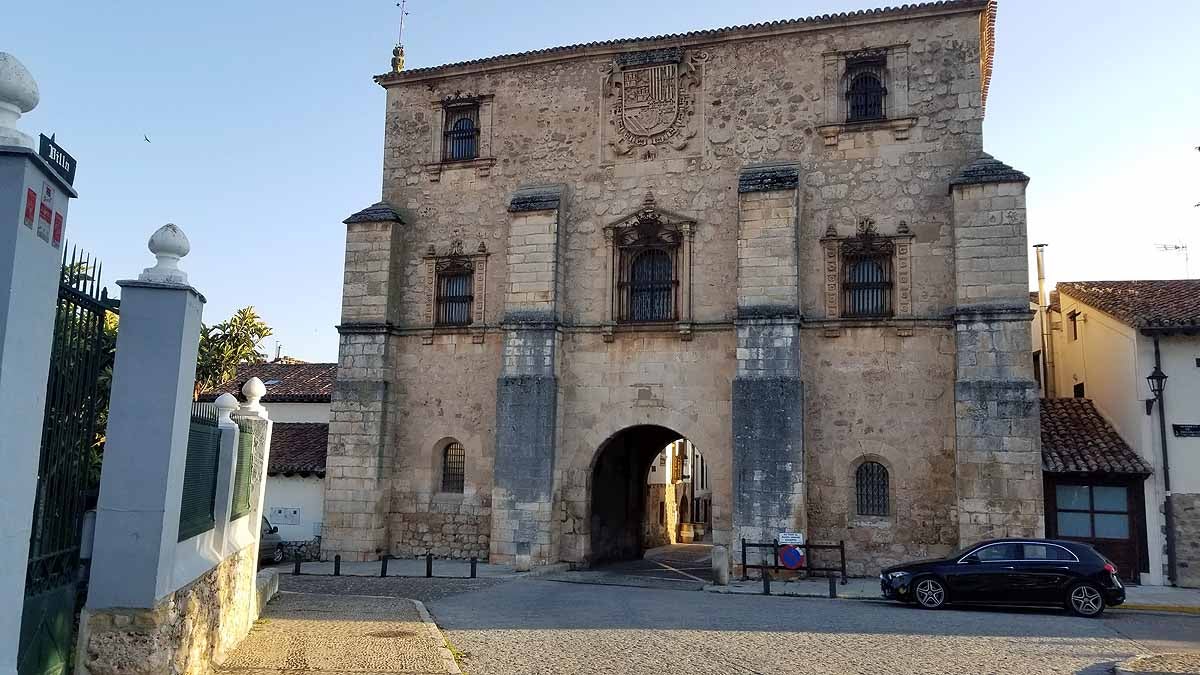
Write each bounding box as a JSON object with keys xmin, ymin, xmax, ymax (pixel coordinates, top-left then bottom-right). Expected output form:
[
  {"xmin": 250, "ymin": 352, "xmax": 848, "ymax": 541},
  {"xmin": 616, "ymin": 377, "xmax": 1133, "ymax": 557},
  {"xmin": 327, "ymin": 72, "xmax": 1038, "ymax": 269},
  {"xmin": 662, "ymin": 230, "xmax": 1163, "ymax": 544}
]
[{"xmin": 1033, "ymin": 244, "xmax": 1056, "ymax": 397}]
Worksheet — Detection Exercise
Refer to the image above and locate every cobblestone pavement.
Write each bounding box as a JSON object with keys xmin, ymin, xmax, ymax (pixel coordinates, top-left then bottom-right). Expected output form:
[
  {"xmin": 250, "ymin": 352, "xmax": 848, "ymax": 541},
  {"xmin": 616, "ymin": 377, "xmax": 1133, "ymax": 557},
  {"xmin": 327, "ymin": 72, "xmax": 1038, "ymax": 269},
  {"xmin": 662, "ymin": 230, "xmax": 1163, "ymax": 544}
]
[
  {"xmin": 541, "ymin": 544, "xmax": 714, "ymax": 590},
  {"xmin": 428, "ymin": 579, "xmax": 1200, "ymax": 675},
  {"xmin": 279, "ymin": 573, "xmax": 507, "ymax": 603},
  {"xmin": 217, "ymin": 592, "xmax": 455, "ymax": 674}
]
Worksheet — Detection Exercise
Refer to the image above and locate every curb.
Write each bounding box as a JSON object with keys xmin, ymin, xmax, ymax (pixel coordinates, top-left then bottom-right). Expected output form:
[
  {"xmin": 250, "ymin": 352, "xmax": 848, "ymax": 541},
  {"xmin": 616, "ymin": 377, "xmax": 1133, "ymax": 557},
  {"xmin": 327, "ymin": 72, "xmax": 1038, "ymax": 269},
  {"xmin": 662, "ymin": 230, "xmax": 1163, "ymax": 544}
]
[
  {"xmin": 1116, "ymin": 603, "xmax": 1200, "ymax": 616},
  {"xmin": 411, "ymin": 599, "xmax": 462, "ymax": 675}
]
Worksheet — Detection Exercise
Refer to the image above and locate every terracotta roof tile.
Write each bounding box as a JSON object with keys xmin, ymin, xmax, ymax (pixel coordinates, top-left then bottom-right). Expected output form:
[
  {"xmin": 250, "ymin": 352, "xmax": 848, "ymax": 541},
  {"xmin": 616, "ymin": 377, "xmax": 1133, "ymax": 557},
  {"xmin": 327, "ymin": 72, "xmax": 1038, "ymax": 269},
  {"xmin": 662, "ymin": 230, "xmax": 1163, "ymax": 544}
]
[
  {"xmin": 269, "ymin": 423, "xmax": 328, "ymax": 477},
  {"xmin": 1040, "ymin": 398, "xmax": 1151, "ymax": 476},
  {"xmin": 198, "ymin": 362, "xmax": 336, "ymax": 402},
  {"xmin": 1057, "ymin": 280, "xmax": 1200, "ymax": 330}
]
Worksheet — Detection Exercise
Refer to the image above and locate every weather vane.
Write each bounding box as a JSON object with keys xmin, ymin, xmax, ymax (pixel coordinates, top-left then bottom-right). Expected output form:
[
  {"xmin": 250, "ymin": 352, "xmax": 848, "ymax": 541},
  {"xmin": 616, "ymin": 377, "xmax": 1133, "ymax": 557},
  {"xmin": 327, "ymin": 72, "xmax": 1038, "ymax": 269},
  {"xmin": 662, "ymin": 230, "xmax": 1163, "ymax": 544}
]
[{"xmin": 392, "ymin": 0, "xmax": 409, "ymax": 72}]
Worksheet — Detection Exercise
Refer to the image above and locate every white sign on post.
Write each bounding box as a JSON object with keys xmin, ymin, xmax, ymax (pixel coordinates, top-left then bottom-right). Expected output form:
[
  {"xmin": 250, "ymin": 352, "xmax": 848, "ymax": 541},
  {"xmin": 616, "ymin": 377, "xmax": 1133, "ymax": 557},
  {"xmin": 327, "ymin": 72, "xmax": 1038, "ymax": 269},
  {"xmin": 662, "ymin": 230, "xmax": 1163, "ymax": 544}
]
[{"xmin": 778, "ymin": 531, "xmax": 805, "ymax": 546}]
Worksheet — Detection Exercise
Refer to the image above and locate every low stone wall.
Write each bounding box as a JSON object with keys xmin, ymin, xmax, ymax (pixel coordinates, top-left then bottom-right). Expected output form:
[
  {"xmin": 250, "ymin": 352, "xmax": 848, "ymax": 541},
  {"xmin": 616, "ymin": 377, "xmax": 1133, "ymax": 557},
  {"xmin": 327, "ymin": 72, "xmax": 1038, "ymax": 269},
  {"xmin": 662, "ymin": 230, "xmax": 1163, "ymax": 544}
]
[
  {"xmin": 76, "ymin": 547, "xmax": 275, "ymax": 675},
  {"xmin": 389, "ymin": 498, "xmax": 490, "ymax": 559},
  {"xmin": 1173, "ymin": 493, "xmax": 1200, "ymax": 588}
]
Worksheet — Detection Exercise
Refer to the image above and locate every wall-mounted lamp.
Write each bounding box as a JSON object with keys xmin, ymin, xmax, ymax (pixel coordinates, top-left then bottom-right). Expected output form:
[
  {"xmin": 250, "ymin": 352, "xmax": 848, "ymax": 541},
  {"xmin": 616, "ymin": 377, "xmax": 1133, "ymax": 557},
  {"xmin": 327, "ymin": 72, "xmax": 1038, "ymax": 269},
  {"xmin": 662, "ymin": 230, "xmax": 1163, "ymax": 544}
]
[{"xmin": 1145, "ymin": 365, "xmax": 1168, "ymax": 415}]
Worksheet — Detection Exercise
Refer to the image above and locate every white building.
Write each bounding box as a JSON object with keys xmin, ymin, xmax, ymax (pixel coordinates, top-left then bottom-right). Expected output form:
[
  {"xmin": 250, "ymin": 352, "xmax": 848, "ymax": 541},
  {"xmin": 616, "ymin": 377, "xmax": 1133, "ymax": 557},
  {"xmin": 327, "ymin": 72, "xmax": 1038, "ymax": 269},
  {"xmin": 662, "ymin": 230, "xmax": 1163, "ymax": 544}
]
[
  {"xmin": 1032, "ymin": 279, "xmax": 1200, "ymax": 587},
  {"xmin": 201, "ymin": 362, "xmax": 335, "ymax": 547}
]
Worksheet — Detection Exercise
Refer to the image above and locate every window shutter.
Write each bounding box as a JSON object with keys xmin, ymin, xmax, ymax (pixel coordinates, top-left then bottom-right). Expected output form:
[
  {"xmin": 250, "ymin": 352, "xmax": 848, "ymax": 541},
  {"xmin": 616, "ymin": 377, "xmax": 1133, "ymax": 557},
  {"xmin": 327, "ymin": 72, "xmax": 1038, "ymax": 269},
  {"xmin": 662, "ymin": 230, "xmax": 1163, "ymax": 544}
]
[
  {"xmin": 179, "ymin": 404, "xmax": 221, "ymax": 541},
  {"xmin": 230, "ymin": 421, "xmax": 255, "ymax": 520}
]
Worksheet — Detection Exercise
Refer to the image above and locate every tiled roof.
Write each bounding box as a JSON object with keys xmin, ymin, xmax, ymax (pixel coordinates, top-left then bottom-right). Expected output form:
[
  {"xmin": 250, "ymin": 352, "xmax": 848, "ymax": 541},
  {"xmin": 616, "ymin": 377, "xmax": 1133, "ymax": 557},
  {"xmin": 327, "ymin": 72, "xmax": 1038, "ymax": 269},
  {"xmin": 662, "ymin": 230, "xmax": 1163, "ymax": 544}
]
[
  {"xmin": 198, "ymin": 362, "xmax": 336, "ymax": 403},
  {"xmin": 269, "ymin": 423, "xmax": 328, "ymax": 477},
  {"xmin": 1040, "ymin": 398, "xmax": 1151, "ymax": 476},
  {"xmin": 377, "ymin": 0, "xmax": 994, "ymax": 101},
  {"xmin": 948, "ymin": 153, "xmax": 1029, "ymax": 190},
  {"xmin": 1029, "ymin": 290, "xmax": 1060, "ymax": 313},
  {"xmin": 344, "ymin": 201, "xmax": 403, "ymax": 225},
  {"xmin": 1057, "ymin": 280, "xmax": 1200, "ymax": 330}
]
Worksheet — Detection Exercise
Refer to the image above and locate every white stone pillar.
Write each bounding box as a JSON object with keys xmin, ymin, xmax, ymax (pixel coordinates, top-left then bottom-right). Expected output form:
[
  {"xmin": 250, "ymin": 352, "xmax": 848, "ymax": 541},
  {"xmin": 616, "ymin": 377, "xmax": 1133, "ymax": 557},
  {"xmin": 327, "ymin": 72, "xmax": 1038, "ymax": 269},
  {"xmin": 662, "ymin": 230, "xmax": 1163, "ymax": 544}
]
[
  {"xmin": 86, "ymin": 224, "xmax": 206, "ymax": 609},
  {"xmin": 230, "ymin": 377, "xmax": 273, "ymax": 565},
  {"xmin": 0, "ymin": 53, "xmax": 75, "ymax": 675}
]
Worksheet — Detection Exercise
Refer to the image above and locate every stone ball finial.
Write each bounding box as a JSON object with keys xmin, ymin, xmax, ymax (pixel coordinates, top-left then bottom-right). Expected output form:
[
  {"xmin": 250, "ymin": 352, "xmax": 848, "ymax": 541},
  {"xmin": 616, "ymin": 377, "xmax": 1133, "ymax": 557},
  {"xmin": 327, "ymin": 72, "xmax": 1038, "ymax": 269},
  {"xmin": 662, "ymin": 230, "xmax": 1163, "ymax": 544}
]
[
  {"xmin": 140, "ymin": 223, "xmax": 190, "ymax": 284},
  {"xmin": 242, "ymin": 376, "xmax": 266, "ymax": 402},
  {"xmin": 0, "ymin": 53, "xmax": 40, "ymax": 149},
  {"xmin": 214, "ymin": 393, "xmax": 239, "ymax": 423}
]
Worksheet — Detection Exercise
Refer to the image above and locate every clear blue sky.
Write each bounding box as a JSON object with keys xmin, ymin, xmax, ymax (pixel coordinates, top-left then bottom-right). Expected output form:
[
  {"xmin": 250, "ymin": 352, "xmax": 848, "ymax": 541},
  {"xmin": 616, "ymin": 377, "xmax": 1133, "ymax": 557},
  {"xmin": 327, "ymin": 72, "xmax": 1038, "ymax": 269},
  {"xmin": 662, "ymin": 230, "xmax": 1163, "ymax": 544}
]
[{"xmin": 9, "ymin": 1, "xmax": 1199, "ymax": 362}]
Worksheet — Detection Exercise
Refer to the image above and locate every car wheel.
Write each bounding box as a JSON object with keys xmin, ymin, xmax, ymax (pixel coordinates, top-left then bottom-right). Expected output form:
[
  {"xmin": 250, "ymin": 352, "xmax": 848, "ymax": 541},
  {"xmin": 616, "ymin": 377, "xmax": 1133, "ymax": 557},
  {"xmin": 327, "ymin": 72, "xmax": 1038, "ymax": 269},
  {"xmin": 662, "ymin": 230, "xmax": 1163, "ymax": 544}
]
[
  {"xmin": 1067, "ymin": 582, "xmax": 1105, "ymax": 617},
  {"xmin": 913, "ymin": 577, "xmax": 947, "ymax": 610},
  {"xmin": 271, "ymin": 545, "xmax": 286, "ymax": 564}
]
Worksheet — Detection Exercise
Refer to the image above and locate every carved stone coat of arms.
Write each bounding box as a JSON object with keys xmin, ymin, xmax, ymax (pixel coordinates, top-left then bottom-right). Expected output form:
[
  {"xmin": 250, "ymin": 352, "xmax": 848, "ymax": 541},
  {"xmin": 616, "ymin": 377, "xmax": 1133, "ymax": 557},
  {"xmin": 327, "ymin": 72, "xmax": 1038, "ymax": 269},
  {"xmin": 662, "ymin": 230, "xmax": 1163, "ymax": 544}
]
[{"xmin": 604, "ymin": 48, "xmax": 702, "ymax": 158}]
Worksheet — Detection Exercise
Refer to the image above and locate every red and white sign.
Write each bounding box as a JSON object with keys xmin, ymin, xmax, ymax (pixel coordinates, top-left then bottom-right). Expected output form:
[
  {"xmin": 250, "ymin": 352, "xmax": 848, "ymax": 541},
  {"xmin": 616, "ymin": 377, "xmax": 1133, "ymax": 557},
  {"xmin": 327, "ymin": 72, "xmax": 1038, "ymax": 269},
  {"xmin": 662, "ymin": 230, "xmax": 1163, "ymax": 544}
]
[
  {"xmin": 23, "ymin": 188, "xmax": 36, "ymax": 228},
  {"xmin": 52, "ymin": 212, "xmax": 64, "ymax": 247}
]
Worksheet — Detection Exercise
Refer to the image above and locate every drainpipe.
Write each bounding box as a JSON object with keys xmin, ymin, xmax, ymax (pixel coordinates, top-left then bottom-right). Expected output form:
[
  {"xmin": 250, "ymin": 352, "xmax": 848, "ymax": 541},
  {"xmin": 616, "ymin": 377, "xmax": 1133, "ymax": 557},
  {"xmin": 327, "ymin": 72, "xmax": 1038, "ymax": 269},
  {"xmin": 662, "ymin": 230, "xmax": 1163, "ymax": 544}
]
[
  {"xmin": 1034, "ymin": 244, "xmax": 1057, "ymax": 396},
  {"xmin": 1152, "ymin": 337, "xmax": 1177, "ymax": 585}
]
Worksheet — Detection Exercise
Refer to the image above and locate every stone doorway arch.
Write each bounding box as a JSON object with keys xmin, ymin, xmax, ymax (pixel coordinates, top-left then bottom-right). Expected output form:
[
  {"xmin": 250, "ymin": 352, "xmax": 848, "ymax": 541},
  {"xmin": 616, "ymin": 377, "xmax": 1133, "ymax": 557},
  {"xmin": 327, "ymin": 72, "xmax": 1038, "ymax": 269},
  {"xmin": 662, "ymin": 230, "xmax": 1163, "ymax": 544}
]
[{"xmin": 587, "ymin": 424, "xmax": 689, "ymax": 565}]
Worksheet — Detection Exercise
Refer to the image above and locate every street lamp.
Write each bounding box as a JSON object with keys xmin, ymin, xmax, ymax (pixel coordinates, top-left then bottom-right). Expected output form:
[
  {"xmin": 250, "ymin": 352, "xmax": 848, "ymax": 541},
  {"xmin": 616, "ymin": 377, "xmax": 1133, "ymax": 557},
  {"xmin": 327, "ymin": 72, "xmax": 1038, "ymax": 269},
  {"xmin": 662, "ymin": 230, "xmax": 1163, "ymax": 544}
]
[{"xmin": 1146, "ymin": 365, "xmax": 1168, "ymax": 414}]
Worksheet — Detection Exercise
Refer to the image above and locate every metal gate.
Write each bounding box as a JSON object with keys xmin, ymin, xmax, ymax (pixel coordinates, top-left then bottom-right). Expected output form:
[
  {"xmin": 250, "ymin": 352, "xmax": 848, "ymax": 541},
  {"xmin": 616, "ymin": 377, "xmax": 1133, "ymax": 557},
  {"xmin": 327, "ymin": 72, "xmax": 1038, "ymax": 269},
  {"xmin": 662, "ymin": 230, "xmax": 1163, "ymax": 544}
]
[{"xmin": 19, "ymin": 250, "xmax": 116, "ymax": 675}]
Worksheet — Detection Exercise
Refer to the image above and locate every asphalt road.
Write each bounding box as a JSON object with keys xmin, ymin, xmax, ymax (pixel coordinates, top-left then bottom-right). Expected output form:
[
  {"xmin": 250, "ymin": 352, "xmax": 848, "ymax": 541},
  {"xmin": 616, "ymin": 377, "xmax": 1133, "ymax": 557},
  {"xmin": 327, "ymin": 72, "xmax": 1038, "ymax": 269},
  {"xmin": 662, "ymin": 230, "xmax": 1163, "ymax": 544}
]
[{"xmin": 428, "ymin": 579, "xmax": 1200, "ymax": 675}]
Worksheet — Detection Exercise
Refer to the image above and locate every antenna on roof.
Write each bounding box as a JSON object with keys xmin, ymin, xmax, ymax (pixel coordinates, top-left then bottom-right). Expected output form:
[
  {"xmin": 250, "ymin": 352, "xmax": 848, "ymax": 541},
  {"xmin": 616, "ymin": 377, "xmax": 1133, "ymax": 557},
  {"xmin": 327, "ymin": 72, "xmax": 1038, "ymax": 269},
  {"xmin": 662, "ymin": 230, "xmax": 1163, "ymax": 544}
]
[
  {"xmin": 391, "ymin": 0, "xmax": 409, "ymax": 72},
  {"xmin": 1155, "ymin": 243, "xmax": 1190, "ymax": 278}
]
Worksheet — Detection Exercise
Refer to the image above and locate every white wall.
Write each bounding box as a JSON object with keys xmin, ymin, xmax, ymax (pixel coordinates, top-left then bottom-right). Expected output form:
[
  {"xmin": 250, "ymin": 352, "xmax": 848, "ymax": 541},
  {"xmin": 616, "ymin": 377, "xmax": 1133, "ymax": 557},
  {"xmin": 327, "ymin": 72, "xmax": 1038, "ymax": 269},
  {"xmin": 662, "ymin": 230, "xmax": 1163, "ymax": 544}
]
[
  {"xmin": 1145, "ymin": 335, "xmax": 1200, "ymax": 495},
  {"xmin": 264, "ymin": 475, "xmax": 324, "ymax": 541},
  {"xmin": 263, "ymin": 401, "xmax": 330, "ymax": 423}
]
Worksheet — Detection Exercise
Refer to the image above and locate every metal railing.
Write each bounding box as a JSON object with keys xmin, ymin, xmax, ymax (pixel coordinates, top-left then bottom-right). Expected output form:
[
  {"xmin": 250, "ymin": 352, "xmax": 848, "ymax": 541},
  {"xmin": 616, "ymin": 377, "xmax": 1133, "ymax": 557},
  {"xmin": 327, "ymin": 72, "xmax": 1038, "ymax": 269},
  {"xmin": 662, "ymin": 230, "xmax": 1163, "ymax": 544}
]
[
  {"xmin": 291, "ymin": 552, "xmax": 480, "ymax": 579},
  {"xmin": 741, "ymin": 538, "xmax": 848, "ymax": 594}
]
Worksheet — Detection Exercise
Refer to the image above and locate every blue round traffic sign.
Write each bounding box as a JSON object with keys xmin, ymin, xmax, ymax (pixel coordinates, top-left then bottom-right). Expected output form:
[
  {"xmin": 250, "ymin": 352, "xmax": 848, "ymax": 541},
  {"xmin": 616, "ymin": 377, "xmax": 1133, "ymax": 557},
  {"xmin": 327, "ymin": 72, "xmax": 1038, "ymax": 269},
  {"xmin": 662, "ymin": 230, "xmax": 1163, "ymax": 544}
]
[{"xmin": 779, "ymin": 544, "xmax": 805, "ymax": 570}]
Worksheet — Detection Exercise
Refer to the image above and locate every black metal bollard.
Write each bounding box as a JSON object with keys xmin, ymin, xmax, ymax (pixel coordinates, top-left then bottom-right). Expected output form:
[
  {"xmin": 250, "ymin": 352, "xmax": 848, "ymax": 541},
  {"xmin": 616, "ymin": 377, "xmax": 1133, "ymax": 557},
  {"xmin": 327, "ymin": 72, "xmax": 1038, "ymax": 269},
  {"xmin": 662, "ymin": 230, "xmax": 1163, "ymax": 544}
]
[
  {"xmin": 470, "ymin": 557, "xmax": 477, "ymax": 579},
  {"xmin": 293, "ymin": 551, "xmax": 301, "ymax": 576},
  {"xmin": 380, "ymin": 555, "xmax": 389, "ymax": 578},
  {"xmin": 741, "ymin": 539, "xmax": 748, "ymax": 581},
  {"xmin": 425, "ymin": 553, "xmax": 433, "ymax": 578},
  {"xmin": 828, "ymin": 576, "xmax": 837, "ymax": 598},
  {"xmin": 334, "ymin": 554, "xmax": 341, "ymax": 576},
  {"xmin": 762, "ymin": 550, "xmax": 771, "ymax": 595}
]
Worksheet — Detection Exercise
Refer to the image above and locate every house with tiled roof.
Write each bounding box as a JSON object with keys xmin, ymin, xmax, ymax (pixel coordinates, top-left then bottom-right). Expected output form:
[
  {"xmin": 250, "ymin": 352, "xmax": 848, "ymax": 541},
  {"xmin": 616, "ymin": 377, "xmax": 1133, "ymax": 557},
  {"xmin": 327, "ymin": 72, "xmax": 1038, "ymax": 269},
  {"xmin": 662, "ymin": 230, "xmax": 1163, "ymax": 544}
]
[
  {"xmin": 1031, "ymin": 279, "xmax": 1200, "ymax": 588},
  {"xmin": 200, "ymin": 362, "xmax": 335, "ymax": 544}
]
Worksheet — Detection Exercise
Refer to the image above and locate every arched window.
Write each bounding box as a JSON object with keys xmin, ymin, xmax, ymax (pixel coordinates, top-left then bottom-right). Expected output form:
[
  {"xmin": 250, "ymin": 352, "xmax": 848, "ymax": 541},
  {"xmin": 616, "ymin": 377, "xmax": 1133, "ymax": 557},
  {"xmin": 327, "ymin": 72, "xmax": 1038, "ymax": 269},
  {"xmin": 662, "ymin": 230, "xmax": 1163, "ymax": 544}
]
[
  {"xmin": 843, "ymin": 255, "xmax": 892, "ymax": 317},
  {"xmin": 856, "ymin": 461, "xmax": 889, "ymax": 516},
  {"xmin": 440, "ymin": 441, "xmax": 465, "ymax": 493},
  {"xmin": 626, "ymin": 249, "xmax": 675, "ymax": 322},
  {"xmin": 846, "ymin": 61, "xmax": 886, "ymax": 122},
  {"xmin": 443, "ymin": 106, "xmax": 479, "ymax": 161}
]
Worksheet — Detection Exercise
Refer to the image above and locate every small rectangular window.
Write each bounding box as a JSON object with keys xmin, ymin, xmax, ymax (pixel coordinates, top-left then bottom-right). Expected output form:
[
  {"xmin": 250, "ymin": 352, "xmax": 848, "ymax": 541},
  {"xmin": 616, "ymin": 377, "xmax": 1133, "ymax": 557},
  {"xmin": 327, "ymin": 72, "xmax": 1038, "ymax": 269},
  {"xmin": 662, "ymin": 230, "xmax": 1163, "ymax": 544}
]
[
  {"xmin": 843, "ymin": 254, "xmax": 893, "ymax": 318},
  {"xmin": 435, "ymin": 266, "xmax": 474, "ymax": 326},
  {"xmin": 1067, "ymin": 310, "xmax": 1080, "ymax": 341},
  {"xmin": 845, "ymin": 58, "xmax": 887, "ymax": 122},
  {"xmin": 441, "ymin": 441, "xmax": 466, "ymax": 493},
  {"xmin": 1073, "ymin": 382, "xmax": 1086, "ymax": 398}
]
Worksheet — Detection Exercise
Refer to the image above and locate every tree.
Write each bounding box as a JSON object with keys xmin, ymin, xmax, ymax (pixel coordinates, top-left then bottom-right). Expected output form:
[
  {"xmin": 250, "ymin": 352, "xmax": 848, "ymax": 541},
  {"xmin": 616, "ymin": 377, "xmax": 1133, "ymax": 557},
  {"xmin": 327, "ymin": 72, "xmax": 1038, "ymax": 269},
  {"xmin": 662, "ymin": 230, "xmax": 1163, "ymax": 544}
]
[{"xmin": 193, "ymin": 306, "xmax": 274, "ymax": 399}]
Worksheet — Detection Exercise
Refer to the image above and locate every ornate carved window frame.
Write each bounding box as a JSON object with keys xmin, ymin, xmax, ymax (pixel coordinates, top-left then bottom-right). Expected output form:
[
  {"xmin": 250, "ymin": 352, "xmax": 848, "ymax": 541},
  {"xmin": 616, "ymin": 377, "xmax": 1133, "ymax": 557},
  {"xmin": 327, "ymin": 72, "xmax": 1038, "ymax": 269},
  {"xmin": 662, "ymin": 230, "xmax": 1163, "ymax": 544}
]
[
  {"xmin": 821, "ymin": 217, "xmax": 913, "ymax": 326},
  {"xmin": 423, "ymin": 238, "xmax": 489, "ymax": 343},
  {"xmin": 818, "ymin": 46, "xmax": 914, "ymax": 146},
  {"xmin": 425, "ymin": 93, "xmax": 496, "ymax": 181},
  {"xmin": 602, "ymin": 193, "xmax": 695, "ymax": 341}
]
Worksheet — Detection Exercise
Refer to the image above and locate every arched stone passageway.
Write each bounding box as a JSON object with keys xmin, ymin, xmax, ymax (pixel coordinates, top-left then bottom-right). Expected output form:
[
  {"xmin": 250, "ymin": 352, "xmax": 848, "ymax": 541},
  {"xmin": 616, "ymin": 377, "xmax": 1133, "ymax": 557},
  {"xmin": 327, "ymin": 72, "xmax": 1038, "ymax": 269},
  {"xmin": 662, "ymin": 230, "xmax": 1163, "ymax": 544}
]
[{"xmin": 589, "ymin": 424, "xmax": 687, "ymax": 565}]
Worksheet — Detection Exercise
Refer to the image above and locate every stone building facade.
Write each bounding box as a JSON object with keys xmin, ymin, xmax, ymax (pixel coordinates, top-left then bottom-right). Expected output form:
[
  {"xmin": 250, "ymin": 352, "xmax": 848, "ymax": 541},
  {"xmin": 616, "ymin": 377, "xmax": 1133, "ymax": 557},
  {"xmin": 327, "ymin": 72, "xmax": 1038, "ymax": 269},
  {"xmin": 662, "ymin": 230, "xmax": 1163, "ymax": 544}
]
[{"xmin": 324, "ymin": 0, "xmax": 1044, "ymax": 574}]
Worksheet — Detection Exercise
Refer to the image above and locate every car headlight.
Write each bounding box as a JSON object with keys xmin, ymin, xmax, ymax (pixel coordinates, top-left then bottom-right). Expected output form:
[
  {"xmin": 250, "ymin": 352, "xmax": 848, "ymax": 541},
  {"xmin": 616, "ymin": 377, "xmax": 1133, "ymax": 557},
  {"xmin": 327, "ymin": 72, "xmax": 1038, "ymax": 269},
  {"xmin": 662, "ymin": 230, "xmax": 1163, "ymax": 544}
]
[{"xmin": 887, "ymin": 571, "xmax": 910, "ymax": 580}]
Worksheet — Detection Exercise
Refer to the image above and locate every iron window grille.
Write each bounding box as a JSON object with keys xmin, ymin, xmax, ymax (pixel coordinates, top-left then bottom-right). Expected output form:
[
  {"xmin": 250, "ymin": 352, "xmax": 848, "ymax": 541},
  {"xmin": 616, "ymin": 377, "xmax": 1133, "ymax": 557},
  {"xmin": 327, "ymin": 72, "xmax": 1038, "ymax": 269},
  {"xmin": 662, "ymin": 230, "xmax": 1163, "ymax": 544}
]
[
  {"xmin": 441, "ymin": 441, "xmax": 466, "ymax": 493},
  {"xmin": 435, "ymin": 258, "xmax": 474, "ymax": 326},
  {"xmin": 615, "ymin": 212, "xmax": 682, "ymax": 323},
  {"xmin": 846, "ymin": 58, "xmax": 887, "ymax": 122},
  {"xmin": 840, "ymin": 219, "xmax": 894, "ymax": 318},
  {"xmin": 443, "ymin": 104, "xmax": 480, "ymax": 162},
  {"xmin": 855, "ymin": 461, "xmax": 889, "ymax": 516}
]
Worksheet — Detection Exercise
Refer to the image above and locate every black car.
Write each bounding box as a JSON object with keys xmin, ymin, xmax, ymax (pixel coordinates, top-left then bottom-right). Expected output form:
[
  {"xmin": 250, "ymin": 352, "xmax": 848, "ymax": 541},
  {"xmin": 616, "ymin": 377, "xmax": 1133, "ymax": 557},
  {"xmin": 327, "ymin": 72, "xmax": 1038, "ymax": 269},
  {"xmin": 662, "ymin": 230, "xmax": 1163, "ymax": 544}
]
[{"xmin": 880, "ymin": 539, "xmax": 1125, "ymax": 617}]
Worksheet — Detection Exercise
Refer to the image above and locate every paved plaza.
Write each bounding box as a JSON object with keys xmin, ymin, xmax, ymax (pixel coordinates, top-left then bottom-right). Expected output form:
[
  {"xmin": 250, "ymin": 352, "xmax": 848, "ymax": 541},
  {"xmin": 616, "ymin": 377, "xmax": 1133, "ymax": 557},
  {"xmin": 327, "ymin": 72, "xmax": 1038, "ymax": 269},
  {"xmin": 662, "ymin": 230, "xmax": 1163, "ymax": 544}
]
[{"xmin": 430, "ymin": 579, "xmax": 1200, "ymax": 675}]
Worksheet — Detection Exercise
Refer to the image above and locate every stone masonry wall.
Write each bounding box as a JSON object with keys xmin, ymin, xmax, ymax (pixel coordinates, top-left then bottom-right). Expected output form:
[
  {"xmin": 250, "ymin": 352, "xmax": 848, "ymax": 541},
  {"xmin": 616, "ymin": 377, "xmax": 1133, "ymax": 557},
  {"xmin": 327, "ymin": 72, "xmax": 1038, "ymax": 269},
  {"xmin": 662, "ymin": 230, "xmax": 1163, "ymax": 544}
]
[
  {"xmin": 1173, "ymin": 493, "xmax": 1200, "ymax": 588},
  {"xmin": 353, "ymin": 4, "xmax": 995, "ymax": 571},
  {"xmin": 78, "ymin": 548, "xmax": 262, "ymax": 675},
  {"xmin": 951, "ymin": 174, "xmax": 1043, "ymax": 545}
]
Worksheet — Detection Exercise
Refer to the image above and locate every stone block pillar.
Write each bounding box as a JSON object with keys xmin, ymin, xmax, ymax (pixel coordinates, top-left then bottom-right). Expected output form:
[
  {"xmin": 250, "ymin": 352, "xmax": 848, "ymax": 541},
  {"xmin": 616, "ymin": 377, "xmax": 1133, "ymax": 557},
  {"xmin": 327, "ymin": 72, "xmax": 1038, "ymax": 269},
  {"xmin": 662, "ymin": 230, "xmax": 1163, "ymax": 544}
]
[
  {"xmin": 87, "ymin": 224, "xmax": 205, "ymax": 609},
  {"xmin": 731, "ymin": 164, "xmax": 805, "ymax": 564},
  {"xmin": 491, "ymin": 185, "xmax": 564, "ymax": 565},
  {"xmin": 324, "ymin": 202, "xmax": 405, "ymax": 561},
  {"xmin": 950, "ymin": 154, "xmax": 1044, "ymax": 544},
  {"xmin": 0, "ymin": 53, "xmax": 76, "ymax": 675}
]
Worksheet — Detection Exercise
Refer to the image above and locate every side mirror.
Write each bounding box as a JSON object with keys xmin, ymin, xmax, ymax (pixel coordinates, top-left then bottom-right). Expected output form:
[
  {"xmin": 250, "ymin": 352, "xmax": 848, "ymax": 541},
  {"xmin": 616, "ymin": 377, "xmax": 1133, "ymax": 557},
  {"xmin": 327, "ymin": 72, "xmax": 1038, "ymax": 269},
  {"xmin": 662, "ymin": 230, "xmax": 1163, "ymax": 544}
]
[
  {"xmin": 961, "ymin": 554, "xmax": 980, "ymax": 565},
  {"xmin": 270, "ymin": 526, "xmax": 279, "ymax": 534}
]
